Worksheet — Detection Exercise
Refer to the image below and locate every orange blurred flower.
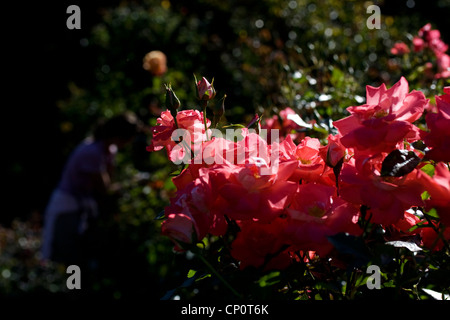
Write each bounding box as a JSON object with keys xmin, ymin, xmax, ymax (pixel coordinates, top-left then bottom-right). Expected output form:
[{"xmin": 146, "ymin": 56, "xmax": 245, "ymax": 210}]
[{"xmin": 143, "ymin": 50, "xmax": 167, "ymax": 76}]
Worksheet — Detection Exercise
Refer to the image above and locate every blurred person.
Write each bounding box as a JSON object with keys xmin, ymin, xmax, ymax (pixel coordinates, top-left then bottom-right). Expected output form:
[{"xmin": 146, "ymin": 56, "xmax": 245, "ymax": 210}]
[{"xmin": 41, "ymin": 112, "xmax": 140, "ymax": 265}]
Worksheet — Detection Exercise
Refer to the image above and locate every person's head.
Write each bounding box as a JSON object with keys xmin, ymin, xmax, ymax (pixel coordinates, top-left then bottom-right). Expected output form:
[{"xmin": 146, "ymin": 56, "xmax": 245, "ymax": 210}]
[{"xmin": 93, "ymin": 112, "xmax": 140, "ymax": 149}]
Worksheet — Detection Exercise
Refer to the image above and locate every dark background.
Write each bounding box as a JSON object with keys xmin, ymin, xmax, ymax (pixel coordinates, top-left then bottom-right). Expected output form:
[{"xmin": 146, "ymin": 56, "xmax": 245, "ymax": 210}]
[
  {"xmin": 3, "ymin": 1, "xmax": 120, "ymax": 225},
  {"xmin": 2, "ymin": 0, "xmax": 450, "ymax": 226}
]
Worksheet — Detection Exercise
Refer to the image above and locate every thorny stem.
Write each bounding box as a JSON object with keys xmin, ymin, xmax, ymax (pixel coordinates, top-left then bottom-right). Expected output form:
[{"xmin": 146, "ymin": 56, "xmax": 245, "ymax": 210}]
[
  {"xmin": 202, "ymin": 100, "xmax": 210, "ymax": 141},
  {"xmin": 173, "ymin": 115, "xmax": 179, "ymax": 129},
  {"xmin": 423, "ymin": 214, "xmax": 450, "ymax": 252},
  {"xmin": 345, "ymin": 269, "xmax": 359, "ymax": 300},
  {"xmin": 197, "ymin": 253, "xmax": 242, "ymax": 299}
]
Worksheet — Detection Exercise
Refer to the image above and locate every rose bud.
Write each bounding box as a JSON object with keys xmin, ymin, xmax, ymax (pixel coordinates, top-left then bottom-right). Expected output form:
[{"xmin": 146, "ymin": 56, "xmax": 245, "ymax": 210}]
[{"xmin": 195, "ymin": 76, "xmax": 216, "ymax": 101}]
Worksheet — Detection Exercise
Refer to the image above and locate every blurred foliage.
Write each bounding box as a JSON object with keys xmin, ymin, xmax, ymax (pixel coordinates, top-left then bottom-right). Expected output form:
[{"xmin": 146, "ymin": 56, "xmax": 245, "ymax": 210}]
[
  {"xmin": 0, "ymin": 219, "xmax": 68, "ymax": 297},
  {"xmin": 162, "ymin": 223, "xmax": 450, "ymax": 300},
  {"xmin": 2, "ymin": 0, "xmax": 449, "ymax": 300},
  {"xmin": 57, "ymin": 0, "xmax": 448, "ymax": 145}
]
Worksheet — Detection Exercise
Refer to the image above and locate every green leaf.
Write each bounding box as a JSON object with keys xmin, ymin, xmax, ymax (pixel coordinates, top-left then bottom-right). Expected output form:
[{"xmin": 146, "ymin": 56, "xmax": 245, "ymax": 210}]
[
  {"xmin": 385, "ymin": 241, "xmax": 422, "ymax": 252},
  {"xmin": 187, "ymin": 269, "xmax": 197, "ymax": 278},
  {"xmin": 411, "ymin": 140, "xmax": 427, "ymax": 152},
  {"xmin": 380, "ymin": 149, "xmax": 421, "ymax": 177},
  {"xmin": 258, "ymin": 271, "xmax": 280, "ymax": 287},
  {"xmin": 222, "ymin": 123, "xmax": 246, "ymax": 129},
  {"xmin": 425, "ymin": 208, "xmax": 440, "ymax": 219},
  {"xmin": 382, "ymin": 280, "xmax": 395, "ymax": 288},
  {"xmin": 286, "ymin": 113, "xmax": 313, "ymax": 129},
  {"xmin": 331, "ymin": 67, "xmax": 345, "ymax": 88},
  {"xmin": 161, "ymin": 275, "xmax": 197, "ymax": 300},
  {"xmin": 420, "ymin": 163, "xmax": 435, "ymax": 177},
  {"xmin": 154, "ymin": 210, "xmax": 165, "ymax": 220},
  {"xmin": 422, "ymin": 288, "xmax": 450, "ymax": 300},
  {"xmin": 196, "ymin": 273, "xmax": 212, "ymax": 281}
]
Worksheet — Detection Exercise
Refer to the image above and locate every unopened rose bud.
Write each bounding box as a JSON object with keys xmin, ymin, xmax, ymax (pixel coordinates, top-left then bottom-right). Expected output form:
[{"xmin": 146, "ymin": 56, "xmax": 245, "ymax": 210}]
[
  {"xmin": 390, "ymin": 42, "xmax": 410, "ymax": 55},
  {"xmin": 195, "ymin": 76, "xmax": 216, "ymax": 101},
  {"xmin": 412, "ymin": 37, "xmax": 425, "ymax": 52},
  {"xmin": 246, "ymin": 114, "xmax": 260, "ymax": 129}
]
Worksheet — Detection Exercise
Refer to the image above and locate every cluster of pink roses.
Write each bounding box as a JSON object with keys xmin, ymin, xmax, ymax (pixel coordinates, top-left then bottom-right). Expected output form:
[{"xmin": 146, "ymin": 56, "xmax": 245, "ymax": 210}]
[
  {"xmin": 391, "ymin": 23, "xmax": 450, "ymax": 79},
  {"xmin": 147, "ymin": 76, "xmax": 450, "ymax": 270}
]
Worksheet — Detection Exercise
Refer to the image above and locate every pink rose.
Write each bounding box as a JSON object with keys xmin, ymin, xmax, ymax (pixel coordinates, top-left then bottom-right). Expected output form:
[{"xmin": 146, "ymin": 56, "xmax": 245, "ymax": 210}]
[
  {"xmin": 147, "ymin": 110, "xmax": 211, "ymax": 160},
  {"xmin": 166, "ymin": 168, "xmax": 228, "ymax": 241},
  {"xmin": 231, "ymin": 217, "xmax": 291, "ymax": 270},
  {"xmin": 339, "ymin": 156, "xmax": 426, "ymax": 225},
  {"xmin": 421, "ymin": 223, "xmax": 450, "ymax": 251},
  {"xmin": 319, "ymin": 133, "xmax": 347, "ymax": 168},
  {"xmin": 333, "ymin": 77, "xmax": 427, "ymax": 155},
  {"xmin": 161, "ymin": 213, "xmax": 197, "ymax": 250},
  {"xmin": 279, "ymin": 135, "xmax": 327, "ymax": 183},
  {"xmin": 412, "ymin": 37, "xmax": 425, "ymax": 52},
  {"xmin": 429, "ymin": 38, "xmax": 449, "ymax": 56},
  {"xmin": 418, "ymin": 162, "xmax": 450, "ymax": 225},
  {"xmin": 418, "ymin": 23, "xmax": 432, "ymax": 38},
  {"xmin": 285, "ymin": 183, "xmax": 361, "ymax": 256},
  {"xmin": 435, "ymin": 53, "xmax": 450, "ymax": 79},
  {"xmin": 391, "ymin": 42, "xmax": 410, "ymax": 55},
  {"xmin": 213, "ymin": 161, "xmax": 298, "ymax": 222},
  {"xmin": 424, "ymin": 87, "xmax": 450, "ymax": 161}
]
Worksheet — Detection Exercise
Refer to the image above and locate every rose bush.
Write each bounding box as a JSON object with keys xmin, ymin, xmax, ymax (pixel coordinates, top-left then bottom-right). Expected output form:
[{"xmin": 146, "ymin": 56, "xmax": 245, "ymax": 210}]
[
  {"xmin": 392, "ymin": 23, "xmax": 450, "ymax": 81},
  {"xmin": 148, "ymin": 73, "xmax": 450, "ymax": 299}
]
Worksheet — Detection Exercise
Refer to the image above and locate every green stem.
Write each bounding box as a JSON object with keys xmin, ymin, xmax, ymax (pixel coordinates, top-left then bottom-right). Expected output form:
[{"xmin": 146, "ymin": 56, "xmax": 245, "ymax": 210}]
[
  {"xmin": 181, "ymin": 139, "xmax": 194, "ymax": 162},
  {"xmin": 202, "ymin": 101, "xmax": 210, "ymax": 141},
  {"xmin": 345, "ymin": 269, "xmax": 357, "ymax": 300},
  {"xmin": 423, "ymin": 214, "xmax": 450, "ymax": 252},
  {"xmin": 197, "ymin": 253, "xmax": 242, "ymax": 299}
]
